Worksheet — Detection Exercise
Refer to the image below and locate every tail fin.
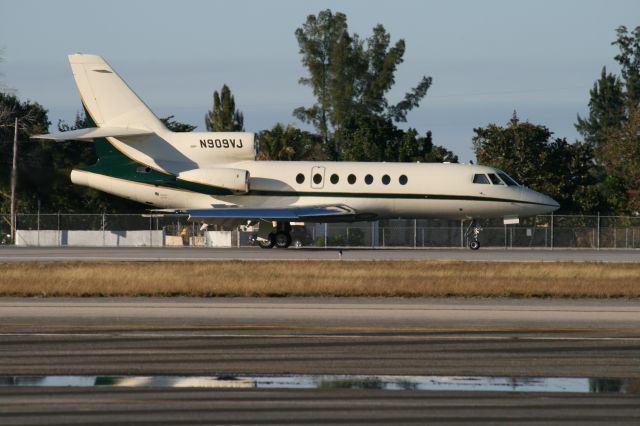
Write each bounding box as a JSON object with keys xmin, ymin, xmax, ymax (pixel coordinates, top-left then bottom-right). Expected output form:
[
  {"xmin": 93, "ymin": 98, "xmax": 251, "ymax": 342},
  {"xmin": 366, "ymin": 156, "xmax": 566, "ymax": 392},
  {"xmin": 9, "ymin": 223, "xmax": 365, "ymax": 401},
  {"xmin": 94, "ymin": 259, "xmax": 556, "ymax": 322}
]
[{"xmin": 68, "ymin": 54, "xmax": 165, "ymax": 132}]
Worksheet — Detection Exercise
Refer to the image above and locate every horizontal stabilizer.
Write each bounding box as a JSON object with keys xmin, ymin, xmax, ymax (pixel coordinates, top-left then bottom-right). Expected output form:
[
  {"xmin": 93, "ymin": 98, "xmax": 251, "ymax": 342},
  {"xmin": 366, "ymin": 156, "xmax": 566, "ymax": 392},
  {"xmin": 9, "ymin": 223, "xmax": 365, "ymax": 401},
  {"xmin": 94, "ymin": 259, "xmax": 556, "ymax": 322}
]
[
  {"xmin": 187, "ymin": 205, "xmax": 370, "ymax": 223},
  {"xmin": 31, "ymin": 127, "xmax": 153, "ymax": 141}
]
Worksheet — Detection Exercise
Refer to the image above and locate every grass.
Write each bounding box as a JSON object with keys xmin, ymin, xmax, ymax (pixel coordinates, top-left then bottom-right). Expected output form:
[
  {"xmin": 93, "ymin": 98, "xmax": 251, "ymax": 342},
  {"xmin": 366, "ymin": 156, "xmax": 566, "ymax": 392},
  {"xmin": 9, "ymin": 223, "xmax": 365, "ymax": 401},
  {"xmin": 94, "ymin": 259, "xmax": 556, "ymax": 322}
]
[{"xmin": 0, "ymin": 260, "xmax": 639, "ymax": 298}]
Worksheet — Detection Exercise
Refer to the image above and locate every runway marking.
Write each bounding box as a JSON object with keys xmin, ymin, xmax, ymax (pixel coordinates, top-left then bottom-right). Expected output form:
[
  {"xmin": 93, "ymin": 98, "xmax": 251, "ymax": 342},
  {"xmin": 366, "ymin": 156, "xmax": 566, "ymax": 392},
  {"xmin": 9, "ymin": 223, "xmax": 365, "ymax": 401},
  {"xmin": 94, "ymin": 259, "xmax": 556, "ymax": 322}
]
[
  {"xmin": 2, "ymin": 332, "xmax": 640, "ymax": 341},
  {"xmin": 2, "ymin": 304, "xmax": 639, "ymax": 313},
  {"xmin": 3, "ymin": 246, "xmax": 640, "ymax": 263},
  {"xmin": 1, "ymin": 323, "xmax": 640, "ymax": 333}
]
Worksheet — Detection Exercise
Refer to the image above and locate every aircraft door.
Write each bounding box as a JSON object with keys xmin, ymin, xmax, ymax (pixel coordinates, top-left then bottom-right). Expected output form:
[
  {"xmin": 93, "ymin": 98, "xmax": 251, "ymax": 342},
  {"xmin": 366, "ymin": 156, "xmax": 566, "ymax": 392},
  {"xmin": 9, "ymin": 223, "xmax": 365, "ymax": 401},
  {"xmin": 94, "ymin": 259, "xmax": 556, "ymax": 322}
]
[{"xmin": 311, "ymin": 166, "xmax": 325, "ymax": 189}]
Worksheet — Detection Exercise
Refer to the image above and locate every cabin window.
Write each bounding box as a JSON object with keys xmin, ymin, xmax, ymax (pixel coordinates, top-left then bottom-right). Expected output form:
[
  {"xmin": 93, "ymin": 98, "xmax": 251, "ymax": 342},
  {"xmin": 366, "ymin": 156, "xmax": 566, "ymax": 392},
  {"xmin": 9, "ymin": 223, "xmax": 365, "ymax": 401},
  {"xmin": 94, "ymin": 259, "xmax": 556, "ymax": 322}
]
[
  {"xmin": 137, "ymin": 166, "xmax": 152, "ymax": 174},
  {"xmin": 382, "ymin": 174, "xmax": 390, "ymax": 185},
  {"xmin": 348, "ymin": 174, "xmax": 356, "ymax": 184},
  {"xmin": 487, "ymin": 173, "xmax": 504, "ymax": 185},
  {"xmin": 330, "ymin": 173, "xmax": 339, "ymax": 184},
  {"xmin": 365, "ymin": 174, "xmax": 373, "ymax": 185},
  {"xmin": 498, "ymin": 172, "xmax": 519, "ymax": 186},
  {"xmin": 473, "ymin": 174, "xmax": 490, "ymax": 184},
  {"xmin": 296, "ymin": 173, "xmax": 305, "ymax": 184},
  {"xmin": 399, "ymin": 175, "xmax": 408, "ymax": 185},
  {"xmin": 313, "ymin": 173, "xmax": 323, "ymax": 185}
]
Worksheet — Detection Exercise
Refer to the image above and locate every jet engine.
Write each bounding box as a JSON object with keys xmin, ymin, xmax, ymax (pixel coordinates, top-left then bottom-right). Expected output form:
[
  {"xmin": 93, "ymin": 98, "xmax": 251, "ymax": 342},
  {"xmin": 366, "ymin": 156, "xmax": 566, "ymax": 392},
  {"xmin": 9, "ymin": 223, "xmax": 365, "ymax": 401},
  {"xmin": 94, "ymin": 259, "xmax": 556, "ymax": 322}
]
[{"xmin": 177, "ymin": 167, "xmax": 249, "ymax": 193}]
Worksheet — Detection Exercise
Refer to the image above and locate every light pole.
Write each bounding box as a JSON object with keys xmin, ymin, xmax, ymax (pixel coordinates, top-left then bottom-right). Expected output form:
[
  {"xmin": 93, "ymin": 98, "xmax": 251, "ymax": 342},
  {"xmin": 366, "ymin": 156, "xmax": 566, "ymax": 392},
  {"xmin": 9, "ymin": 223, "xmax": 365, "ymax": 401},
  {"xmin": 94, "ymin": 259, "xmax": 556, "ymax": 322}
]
[{"xmin": 10, "ymin": 117, "xmax": 17, "ymax": 244}]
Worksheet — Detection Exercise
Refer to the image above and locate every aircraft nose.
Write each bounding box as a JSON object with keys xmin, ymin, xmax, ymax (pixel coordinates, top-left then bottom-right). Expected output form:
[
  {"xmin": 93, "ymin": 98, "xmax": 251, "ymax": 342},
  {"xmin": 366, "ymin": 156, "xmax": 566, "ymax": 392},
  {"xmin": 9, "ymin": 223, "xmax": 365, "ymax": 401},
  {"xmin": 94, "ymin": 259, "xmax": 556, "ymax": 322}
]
[
  {"xmin": 548, "ymin": 196, "xmax": 560, "ymax": 210},
  {"xmin": 521, "ymin": 187, "xmax": 560, "ymax": 213}
]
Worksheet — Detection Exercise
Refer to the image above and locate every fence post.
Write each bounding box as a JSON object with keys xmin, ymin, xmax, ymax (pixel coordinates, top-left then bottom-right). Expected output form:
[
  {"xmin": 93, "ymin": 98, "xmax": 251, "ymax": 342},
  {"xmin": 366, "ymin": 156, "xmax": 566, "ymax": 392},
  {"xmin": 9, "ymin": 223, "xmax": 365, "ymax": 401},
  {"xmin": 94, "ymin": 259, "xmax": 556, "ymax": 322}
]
[
  {"xmin": 324, "ymin": 223, "xmax": 327, "ymax": 248},
  {"xmin": 625, "ymin": 227, "xmax": 628, "ymax": 249},
  {"xmin": 102, "ymin": 212, "xmax": 106, "ymax": 247},
  {"xmin": 597, "ymin": 212, "xmax": 600, "ymax": 250},
  {"xmin": 413, "ymin": 219, "xmax": 417, "ymax": 248},
  {"xmin": 504, "ymin": 223, "xmax": 507, "ymax": 249},
  {"xmin": 550, "ymin": 212, "xmax": 554, "ymax": 250},
  {"xmin": 460, "ymin": 220, "xmax": 464, "ymax": 248},
  {"xmin": 37, "ymin": 202, "xmax": 40, "ymax": 247},
  {"xmin": 57, "ymin": 211, "xmax": 61, "ymax": 247},
  {"xmin": 371, "ymin": 221, "xmax": 378, "ymax": 248},
  {"xmin": 510, "ymin": 226, "xmax": 514, "ymax": 248}
]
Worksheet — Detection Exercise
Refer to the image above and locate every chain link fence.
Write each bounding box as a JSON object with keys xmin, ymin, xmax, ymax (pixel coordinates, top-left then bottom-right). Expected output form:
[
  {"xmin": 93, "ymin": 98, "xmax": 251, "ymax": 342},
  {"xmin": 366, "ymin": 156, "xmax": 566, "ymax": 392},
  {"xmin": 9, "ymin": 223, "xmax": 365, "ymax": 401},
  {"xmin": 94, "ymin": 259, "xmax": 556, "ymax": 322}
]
[{"xmin": 1, "ymin": 213, "xmax": 640, "ymax": 249}]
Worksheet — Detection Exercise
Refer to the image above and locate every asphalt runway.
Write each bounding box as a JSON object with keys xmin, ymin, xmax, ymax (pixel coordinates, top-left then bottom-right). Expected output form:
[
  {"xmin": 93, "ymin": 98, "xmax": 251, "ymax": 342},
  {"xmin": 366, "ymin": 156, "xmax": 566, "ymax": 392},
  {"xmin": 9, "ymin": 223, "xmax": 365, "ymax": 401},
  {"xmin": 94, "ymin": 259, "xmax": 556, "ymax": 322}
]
[
  {"xmin": 1, "ymin": 246, "xmax": 639, "ymax": 262},
  {"xmin": 1, "ymin": 298, "xmax": 640, "ymax": 425}
]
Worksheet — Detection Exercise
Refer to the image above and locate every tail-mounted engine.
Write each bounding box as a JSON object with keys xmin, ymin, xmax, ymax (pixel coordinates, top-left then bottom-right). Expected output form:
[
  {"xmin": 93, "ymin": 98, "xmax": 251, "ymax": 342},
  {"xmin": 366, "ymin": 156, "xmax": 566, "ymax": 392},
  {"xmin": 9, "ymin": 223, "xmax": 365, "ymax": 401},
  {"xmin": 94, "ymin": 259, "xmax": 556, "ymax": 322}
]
[{"xmin": 177, "ymin": 167, "xmax": 249, "ymax": 193}]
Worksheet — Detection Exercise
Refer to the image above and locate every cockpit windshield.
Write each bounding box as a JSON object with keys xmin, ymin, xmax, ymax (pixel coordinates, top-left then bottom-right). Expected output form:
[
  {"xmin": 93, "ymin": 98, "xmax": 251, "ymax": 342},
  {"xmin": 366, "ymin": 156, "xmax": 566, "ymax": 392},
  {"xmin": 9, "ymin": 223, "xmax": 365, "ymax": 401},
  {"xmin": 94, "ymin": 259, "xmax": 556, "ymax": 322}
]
[
  {"xmin": 473, "ymin": 171, "xmax": 521, "ymax": 186},
  {"xmin": 473, "ymin": 174, "xmax": 490, "ymax": 184},
  {"xmin": 487, "ymin": 173, "xmax": 503, "ymax": 185},
  {"xmin": 497, "ymin": 172, "xmax": 520, "ymax": 186}
]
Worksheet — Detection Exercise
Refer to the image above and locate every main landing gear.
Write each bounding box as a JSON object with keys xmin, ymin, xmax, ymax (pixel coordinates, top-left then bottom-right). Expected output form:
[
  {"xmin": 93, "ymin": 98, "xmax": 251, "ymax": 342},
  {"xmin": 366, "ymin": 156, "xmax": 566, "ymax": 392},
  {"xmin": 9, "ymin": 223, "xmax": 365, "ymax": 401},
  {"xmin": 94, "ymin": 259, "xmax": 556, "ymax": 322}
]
[
  {"xmin": 258, "ymin": 222, "xmax": 292, "ymax": 249},
  {"xmin": 465, "ymin": 219, "xmax": 482, "ymax": 250}
]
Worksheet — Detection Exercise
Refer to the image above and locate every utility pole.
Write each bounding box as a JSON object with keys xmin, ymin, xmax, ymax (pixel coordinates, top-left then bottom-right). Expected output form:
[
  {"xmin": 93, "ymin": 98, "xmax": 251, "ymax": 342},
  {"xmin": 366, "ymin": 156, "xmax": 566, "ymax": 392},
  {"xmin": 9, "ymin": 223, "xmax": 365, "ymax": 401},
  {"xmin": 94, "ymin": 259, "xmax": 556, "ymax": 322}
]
[{"xmin": 10, "ymin": 117, "xmax": 17, "ymax": 244}]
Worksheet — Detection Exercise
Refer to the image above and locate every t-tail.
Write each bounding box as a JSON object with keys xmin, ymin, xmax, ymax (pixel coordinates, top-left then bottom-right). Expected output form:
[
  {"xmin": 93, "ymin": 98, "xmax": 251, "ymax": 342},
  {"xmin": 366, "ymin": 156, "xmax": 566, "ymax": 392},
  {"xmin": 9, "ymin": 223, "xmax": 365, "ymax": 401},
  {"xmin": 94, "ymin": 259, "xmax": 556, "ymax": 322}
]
[{"xmin": 68, "ymin": 54, "xmax": 165, "ymax": 134}]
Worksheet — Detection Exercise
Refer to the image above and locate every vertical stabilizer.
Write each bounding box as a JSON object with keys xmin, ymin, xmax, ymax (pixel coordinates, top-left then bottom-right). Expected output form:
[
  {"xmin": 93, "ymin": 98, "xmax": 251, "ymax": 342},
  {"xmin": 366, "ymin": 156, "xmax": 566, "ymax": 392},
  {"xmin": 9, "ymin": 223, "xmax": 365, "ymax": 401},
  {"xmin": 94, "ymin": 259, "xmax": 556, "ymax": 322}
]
[{"xmin": 68, "ymin": 54, "xmax": 165, "ymax": 132}]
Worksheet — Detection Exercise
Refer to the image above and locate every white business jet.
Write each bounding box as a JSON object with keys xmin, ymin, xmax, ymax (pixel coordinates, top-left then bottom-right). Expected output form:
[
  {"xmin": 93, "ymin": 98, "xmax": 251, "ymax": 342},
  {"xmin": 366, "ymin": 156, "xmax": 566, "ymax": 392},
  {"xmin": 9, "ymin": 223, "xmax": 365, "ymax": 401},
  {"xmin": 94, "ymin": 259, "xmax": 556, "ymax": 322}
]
[{"xmin": 33, "ymin": 54, "xmax": 559, "ymax": 249}]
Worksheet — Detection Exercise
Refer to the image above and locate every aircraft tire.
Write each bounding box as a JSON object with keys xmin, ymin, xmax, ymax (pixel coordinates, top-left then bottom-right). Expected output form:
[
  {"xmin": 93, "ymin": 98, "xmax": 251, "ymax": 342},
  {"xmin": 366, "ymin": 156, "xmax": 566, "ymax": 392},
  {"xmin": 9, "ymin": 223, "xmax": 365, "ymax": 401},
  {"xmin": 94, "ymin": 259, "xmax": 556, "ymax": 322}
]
[
  {"xmin": 274, "ymin": 231, "xmax": 292, "ymax": 249},
  {"xmin": 258, "ymin": 232, "xmax": 276, "ymax": 249},
  {"xmin": 469, "ymin": 240, "xmax": 480, "ymax": 250}
]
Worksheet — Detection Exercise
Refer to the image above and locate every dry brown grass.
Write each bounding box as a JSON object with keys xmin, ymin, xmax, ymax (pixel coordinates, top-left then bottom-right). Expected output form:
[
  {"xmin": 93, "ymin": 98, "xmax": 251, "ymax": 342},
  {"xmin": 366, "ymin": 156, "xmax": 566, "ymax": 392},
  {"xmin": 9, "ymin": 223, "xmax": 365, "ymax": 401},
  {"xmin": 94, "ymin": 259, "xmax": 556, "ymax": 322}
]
[{"xmin": 0, "ymin": 261, "xmax": 638, "ymax": 298}]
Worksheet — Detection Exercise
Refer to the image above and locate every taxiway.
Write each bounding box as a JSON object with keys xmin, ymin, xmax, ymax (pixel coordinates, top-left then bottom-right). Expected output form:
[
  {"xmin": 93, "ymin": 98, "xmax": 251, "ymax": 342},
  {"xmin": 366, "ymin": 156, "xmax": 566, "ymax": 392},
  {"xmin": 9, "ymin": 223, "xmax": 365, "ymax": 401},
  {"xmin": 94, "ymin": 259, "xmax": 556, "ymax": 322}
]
[
  {"xmin": 1, "ymin": 298, "xmax": 639, "ymax": 424},
  {"xmin": 1, "ymin": 246, "xmax": 639, "ymax": 262}
]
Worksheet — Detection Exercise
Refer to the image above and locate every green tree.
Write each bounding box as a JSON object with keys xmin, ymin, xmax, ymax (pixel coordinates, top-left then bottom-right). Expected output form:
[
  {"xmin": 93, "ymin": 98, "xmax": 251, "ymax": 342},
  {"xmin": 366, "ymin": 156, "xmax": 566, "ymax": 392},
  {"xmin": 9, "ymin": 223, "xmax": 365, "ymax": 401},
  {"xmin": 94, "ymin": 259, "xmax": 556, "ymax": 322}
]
[
  {"xmin": 257, "ymin": 123, "xmax": 323, "ymax": 160},
  {"xmin": 55, "ymin": 111, "xmax": 98, "ymax": 181},
  {"xmin": 294, "ymin": 9, "xmax": 433, "ymax": 160},
  {"xmin": 0, "ymin": 93, "xmax": 50, "ymax": 213},
  {"xmin": 575, "ymin": 68, "xmax": 625, "ymax": 149},
  {"xmin": 337, "ymin": 113, "xmax": 399, "ymax": 161},
  {"xmin": 599, "ymin": 106, "xmax": 640, "ymax": 212},
  {"xmin": 204, "ymin": 84, "xmax": 244, "ymax": 131},
  {"xmin": 398, "ymin": 129, "xmax": 458, "ymax": 163},
  {"xmin": 160, "ymin": 115, "xmax": 196, "ymax": 132},
  {"xmin": 613, "ymin": 25, "xmax": 640, "ymax": 108},
  {"xmin": 575, "ymin": 25, "xmax": 640, "ymax": 213},
  {"xmin": 474, "ymin": 112, "xmax": 599, "ymax": 212},
  {"xmin": 18, "ymin": 107, "xmax": 144, "ymax": 213}
]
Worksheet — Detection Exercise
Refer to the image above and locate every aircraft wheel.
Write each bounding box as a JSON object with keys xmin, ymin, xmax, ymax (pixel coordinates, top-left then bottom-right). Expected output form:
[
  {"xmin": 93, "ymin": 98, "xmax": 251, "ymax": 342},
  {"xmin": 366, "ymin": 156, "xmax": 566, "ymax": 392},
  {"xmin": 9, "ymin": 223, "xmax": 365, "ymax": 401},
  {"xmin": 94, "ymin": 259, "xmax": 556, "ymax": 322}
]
[
  {"xmin": 258, "ymin": 233, "xmax": 276, "ymax": 249},
  {"xmin": 469, "ymin": 240, "xmax": 480, "ymax": 250},
  {"xmin": 274, "ymin": 231, "xmax": 292, "ymax": 249}
]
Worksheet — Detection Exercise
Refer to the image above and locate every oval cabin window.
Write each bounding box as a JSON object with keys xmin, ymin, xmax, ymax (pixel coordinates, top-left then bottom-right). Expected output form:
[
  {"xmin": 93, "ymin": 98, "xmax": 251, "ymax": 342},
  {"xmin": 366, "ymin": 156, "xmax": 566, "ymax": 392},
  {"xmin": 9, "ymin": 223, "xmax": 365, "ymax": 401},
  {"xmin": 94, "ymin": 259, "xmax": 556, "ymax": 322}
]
[
  {"xmin": 313, "ymin": 173, "xmax": 322, "ymax": 184},
  {"xmin": 365, "ymin": 174, "xmax": 373, "ymax": 185},
  {"xmin": 330, "ymin": 174, "xmax": 339, "ymax": 184},
  {"xmin": 348, "ymin": 174, "xmax": 356, "ymax": 184},
  {"xmin": 296, "ymin": 173, "xmax": 305, "ymax": 184},
  {"xmin": 382, "ymin": 175, "xmax": 390, "ymax": 185},
  {"xmin": 399, "ymin": 175, "xmax": 408, "ymax": 185}
]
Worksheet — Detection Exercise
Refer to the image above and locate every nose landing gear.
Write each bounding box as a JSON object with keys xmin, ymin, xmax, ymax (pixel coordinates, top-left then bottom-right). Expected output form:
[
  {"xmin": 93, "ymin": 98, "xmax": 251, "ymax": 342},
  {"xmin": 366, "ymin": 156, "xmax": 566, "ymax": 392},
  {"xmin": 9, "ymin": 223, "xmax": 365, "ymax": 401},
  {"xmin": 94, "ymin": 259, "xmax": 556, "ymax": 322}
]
[{"xmin": 465, "ymin": 220, "xmax": 482, "ymax": 250}]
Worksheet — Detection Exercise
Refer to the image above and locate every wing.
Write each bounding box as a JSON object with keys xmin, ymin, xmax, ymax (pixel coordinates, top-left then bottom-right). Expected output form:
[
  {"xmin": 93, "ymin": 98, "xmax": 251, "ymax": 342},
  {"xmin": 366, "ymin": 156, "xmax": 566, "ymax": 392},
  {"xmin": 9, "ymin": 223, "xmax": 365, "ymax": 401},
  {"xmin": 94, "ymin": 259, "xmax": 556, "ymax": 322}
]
[
  {"xmin": 187, "ymin": 205, "xmax": 375, "ymax": 223},
  {"xmin": 31, "ymin": 127, "xmax": 153, "ymax": 141}
]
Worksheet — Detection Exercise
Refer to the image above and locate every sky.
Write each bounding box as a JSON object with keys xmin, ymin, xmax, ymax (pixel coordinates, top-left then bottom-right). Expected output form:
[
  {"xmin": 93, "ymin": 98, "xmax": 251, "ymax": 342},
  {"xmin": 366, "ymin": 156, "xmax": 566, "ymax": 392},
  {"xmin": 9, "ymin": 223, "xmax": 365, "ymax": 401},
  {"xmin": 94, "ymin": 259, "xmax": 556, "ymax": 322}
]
[{"xmin": 1, "ymin": 0, "xmax": 639, "ymax": 162}]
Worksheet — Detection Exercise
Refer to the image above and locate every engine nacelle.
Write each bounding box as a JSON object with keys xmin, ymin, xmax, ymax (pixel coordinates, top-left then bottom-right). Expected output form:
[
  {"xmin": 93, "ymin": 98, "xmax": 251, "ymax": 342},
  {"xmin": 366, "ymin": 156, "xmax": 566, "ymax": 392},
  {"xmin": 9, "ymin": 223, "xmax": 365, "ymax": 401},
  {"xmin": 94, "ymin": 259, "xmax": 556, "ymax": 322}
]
[{"xmin": 177, "ymin": 167, "xmax": 249, "ymax": 193}]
